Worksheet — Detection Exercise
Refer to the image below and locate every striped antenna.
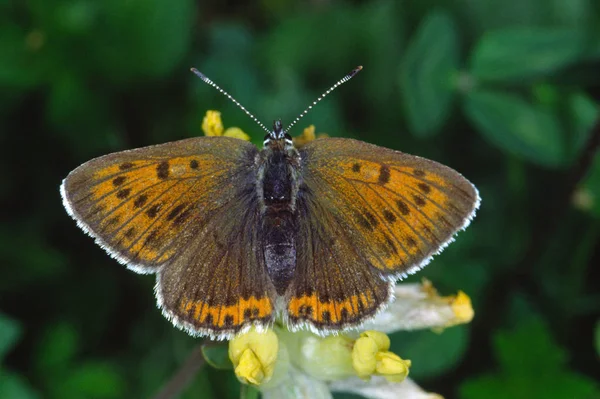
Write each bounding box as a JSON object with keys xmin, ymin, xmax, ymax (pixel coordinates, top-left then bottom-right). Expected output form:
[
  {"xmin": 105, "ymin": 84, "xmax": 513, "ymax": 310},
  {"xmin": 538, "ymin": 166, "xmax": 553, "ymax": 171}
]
[
  {"xmin": 191, "ymin": 68, "xmax": 270, "ymax": 134},
  {"xmin": 284, "ymin": 65, "xmax": 363, "ymax": 134}
]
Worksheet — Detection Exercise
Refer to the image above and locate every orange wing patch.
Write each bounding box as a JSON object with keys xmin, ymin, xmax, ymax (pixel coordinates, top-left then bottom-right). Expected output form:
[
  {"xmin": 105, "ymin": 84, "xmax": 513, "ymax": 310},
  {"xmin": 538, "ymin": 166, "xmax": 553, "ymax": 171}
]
[
  {"xmin": 72, "ymin": 154, "xmax": 239, "ymax": 265},
  {"xmin": 314, "ymin": 157, "xmax": 474, "ymax": 274},
  {"xmin": 288, "ymin": 292, "xmax": 377, "ymax": 326},
  {"xmin": 179, "ymin": 296, "xmax": 273, "ymax": 330}
]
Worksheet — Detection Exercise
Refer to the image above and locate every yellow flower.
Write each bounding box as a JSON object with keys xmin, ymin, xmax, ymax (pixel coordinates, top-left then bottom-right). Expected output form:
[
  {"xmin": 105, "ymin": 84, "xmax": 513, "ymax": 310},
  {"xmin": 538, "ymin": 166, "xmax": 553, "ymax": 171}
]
[
  {"xmin": 352, "ymin": 330, "xmax": 411, "ymax": 383},
  {"xmin": 202, "ymin": 110, "xmax": 224, "ymax": 136},
  {"xmin": 292, "ymin": 124, "xmax": 328, "ymax": 148},
  {"xmin": 451, "ymin": 291, "xmax": 474, "ymax": 324},
  {"xmin": 229, "ymin": 327, "xmax": 279, "ymax": 386},
  {"xmin": 201, "ymin": 110, "xmax": 250, "ymax": 141}
]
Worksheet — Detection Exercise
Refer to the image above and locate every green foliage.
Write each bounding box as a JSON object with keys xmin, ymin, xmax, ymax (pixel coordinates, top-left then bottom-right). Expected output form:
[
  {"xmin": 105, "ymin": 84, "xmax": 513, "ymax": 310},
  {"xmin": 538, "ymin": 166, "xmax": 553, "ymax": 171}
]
[
  {"xmin": 1, "ymin": 0, "xmax": 599, "ymax": 397},
  {"xmin": 0, "ymin": 313, "xmax": 21, "ymax": 363},
  {"xmin": 460, "ymin": 320, "xmax": 600, "ymax": 399},
  {"xmin": 464, "ymin": 90, "xmax": 565, "ymax": 167},
  {"xmin": 202, "ymin": 343, "xmax": 233, "ymax": 370},
  {"xmin": 399, "ymin": 10, "xmax": 459, "ymax": 137},
  {"xmin": 469, "ymin": 28, "xmax": 589, "ymax": 82},
  {"xmin": 594, "ymin": 320, "xmax": 600, "ymax": 356},
  {"xmin": 390, "ymin": 326, "xmax": 469, "ymax": 380}
]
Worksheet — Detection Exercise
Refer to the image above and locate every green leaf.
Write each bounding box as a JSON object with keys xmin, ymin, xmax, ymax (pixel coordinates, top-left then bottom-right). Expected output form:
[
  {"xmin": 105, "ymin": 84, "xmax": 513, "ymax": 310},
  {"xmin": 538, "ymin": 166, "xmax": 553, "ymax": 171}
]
[
  {"xmin": 464, "ymin": 90, "xmax": 566, "ymax": 167},
  {"xmin": 35, "ymin": 323, "xmax": 79, "ymax": 373},
  {"xmin": 0, "ymin": 370, "xmax": 41, "ymax": 399},
  {"xmin": 460, "ymin": 319, "xmax": 600, "ymax": 399},
  {"xmin": 201, "ymin": 344, "xmax": 232, "ymax": 370},
  {"xmin": 399, "ymin": 10, "xmax": 459, "ymax": 137},
  {"xmin": 595, "ymin": 320, "xmax": 600, "ymax": 356},
  {"xmin": 240, "ymin": 384, "xmax": 260, "ymax": 399},
  {"xmin": 0, "ymin": 23, "xmax": 44, "ymax": 88},
  {"xmin": 93, "ymin": 0, "xmax": 195, "ymax": 81},
  {"xmin": 579, "ymin": 152, "xmax": 600, "ymax": 218},
  {"xmin": 59, "ymin": 362, "xmax": 126, "ymax": 399},
  {"xmin": 389, "ymin": 325, "xmax": 468, "ymax": 379},
  {"xmin": 567, "ymin": 92, "xmax": 599, "ymax": 162},
  {"xmin": 0, "ymin": 313, "xmax": 21, "ymax": 363},
  {"xmin": 469, "ymin": 28, "xmax": 586, "ymax": 82}
]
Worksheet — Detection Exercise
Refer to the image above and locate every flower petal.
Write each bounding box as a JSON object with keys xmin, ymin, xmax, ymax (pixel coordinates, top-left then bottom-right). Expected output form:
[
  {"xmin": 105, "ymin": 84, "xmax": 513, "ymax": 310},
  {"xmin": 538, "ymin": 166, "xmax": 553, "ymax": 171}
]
[
  {"xmin": 330, "ymin": 376, "xmax": 443, "ymax": 399},
  {"xmin": 223, "ymin": 127, "xmax": 251, "ymax": 141},
  {"xmin": 363, "ymin": 280, "xmax": 475, "ymax": 332},
  {"xmin": 229, "ymin": 327, "xmax": 279, "ymax": 385},
  {"xmin": 202, "ymin": 110, "xmax": 224, "ymax": 136},
  {"xmin": 261, "ymin": 365, "xmax": 333, "ymax": 399}
]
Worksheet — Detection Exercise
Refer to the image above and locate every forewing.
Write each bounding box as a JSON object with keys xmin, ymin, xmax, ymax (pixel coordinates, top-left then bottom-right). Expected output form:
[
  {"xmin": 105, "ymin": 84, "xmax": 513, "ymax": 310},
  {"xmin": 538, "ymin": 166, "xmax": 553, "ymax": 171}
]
[
  {"xmin": 62, "ymin": 136, "xmax": 276, "ymax": 337},
  {"xmin": 61, "ymin": 136, "xmax": 257, "ymax": 273},
  {"xmin": 299, "ymin": 137, "xmax": 480, "ymax": 279}
]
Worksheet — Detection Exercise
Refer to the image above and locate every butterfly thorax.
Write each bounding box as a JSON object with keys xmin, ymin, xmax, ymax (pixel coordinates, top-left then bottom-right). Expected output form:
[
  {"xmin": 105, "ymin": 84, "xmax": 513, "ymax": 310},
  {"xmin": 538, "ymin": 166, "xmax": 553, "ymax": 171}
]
[{"xmin": 258, "ymin": 136, "xmax": 301, "ymax": 295}]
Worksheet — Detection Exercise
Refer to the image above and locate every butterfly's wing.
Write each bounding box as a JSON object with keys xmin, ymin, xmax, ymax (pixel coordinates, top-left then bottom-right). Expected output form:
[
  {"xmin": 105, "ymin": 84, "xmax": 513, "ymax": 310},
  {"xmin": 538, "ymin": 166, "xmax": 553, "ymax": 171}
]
[
  {"xmin": 61, "ymin": 137, "xmax": 276, "ymax": 338},
  {"xmin": 287, "ymin": 137, "xmax": 479, "ymax": 331}
]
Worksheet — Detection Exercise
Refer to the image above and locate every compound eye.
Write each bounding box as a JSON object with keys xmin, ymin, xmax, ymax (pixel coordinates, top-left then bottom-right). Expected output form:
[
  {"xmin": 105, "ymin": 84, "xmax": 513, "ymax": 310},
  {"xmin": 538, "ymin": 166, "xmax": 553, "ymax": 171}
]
[{"xmin": 284, "ymin": 133, "xmax": 292, "ymax": 141}]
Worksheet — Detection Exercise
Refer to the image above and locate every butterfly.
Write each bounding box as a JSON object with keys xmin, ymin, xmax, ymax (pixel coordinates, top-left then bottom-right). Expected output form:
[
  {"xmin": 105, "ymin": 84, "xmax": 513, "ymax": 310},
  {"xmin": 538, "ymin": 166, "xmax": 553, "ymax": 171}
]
[{"xmin": 60, "ymin": 66, "xmax": 480, "ymax": 340}]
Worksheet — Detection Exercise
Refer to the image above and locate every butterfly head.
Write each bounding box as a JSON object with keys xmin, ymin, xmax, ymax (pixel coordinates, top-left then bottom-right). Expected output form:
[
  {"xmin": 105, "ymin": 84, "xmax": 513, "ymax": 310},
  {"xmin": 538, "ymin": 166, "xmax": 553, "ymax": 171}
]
[{"xmin": 263, "ymin": 119, "xmax": 293, "ymax": 149}]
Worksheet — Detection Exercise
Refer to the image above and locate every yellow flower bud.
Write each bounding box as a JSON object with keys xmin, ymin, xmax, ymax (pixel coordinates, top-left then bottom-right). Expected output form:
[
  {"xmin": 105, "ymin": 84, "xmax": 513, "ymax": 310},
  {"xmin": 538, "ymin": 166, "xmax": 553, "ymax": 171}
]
[
  {"xmin": 362, "ymin": 330, "xmax": 390, "ymax": 351},
  {"xmin": 223, "ymin": 127, "xmax": 251, "ymax": 141},
  {"xmin": 236, "ymin": 348, "xmax": 265, "ymax": 385},
  {"xmin": 202, "ymin": 110, "xmax": 224, "ymax": 136},
  {"xmin": 375, "ymin": 351, "xmax": 411, "ymax": 382},
  {"xmin": 229, "ymin": 328, "xmax": 279, "ymax": 386},
  {"xmin": 451, "ymin": 291, "xmax": 474, "ymax": 324},
  {"xmin": 287, "ymin": 331, "xmax": 355, "ymax": 381},
  {"xmin": 351, "ymin": 330, "xmax": 411, "ymax": 382},
  {"xmin": 352, "ymin": 334, "xmax": 379, "ymax": 379}
]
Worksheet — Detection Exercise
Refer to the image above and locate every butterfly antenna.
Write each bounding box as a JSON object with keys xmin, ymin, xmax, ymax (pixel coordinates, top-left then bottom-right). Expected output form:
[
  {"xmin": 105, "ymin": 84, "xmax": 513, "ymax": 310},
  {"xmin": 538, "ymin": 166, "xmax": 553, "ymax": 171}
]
[
  {"xmin": 190, "ymin": 68, "xmax": 270, "ymax": 134},
  {"xmin": 284, "ymin": 65, "xmax": 363, "ymax": 134}
]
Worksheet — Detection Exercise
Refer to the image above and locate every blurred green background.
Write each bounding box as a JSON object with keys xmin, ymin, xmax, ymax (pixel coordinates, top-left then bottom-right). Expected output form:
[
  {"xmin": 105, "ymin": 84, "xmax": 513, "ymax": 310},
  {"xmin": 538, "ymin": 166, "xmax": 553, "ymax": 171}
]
[{"xmin": 1, "ymin": 0, "xmax": 600, "ymax": 398}]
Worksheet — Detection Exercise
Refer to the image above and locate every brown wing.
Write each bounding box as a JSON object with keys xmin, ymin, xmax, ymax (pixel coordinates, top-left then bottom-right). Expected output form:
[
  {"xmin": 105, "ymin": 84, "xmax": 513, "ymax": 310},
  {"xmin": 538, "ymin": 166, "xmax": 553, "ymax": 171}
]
[
  {"xmin": 61, "ymin": 136, "xmax": 255, "ymax": 272},
  {"xmin": 61, "ymin": 136, "xmax": 276, "ymax": 338},
  {"xmin": 286, "ymin": 190, "xmax": 392, "ymax": 332},
  {"xmin": 156, "ymin": 193, "xmax": 276, "ymax": 339},
  {"xmin": 286, "ymin": 137, "xmax": 479, "ymax": 331}
]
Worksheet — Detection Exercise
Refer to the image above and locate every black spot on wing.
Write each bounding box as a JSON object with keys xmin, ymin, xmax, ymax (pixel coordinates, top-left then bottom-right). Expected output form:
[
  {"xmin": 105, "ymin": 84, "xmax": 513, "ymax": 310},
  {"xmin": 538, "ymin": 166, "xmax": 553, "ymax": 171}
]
[
  {"xmin": 406, "ymin": 236, "xmax": 418, "ymax": 248},
  {"xmin": 383, "ymin": 209, "xmax": 396, "ymax": 223},
  {"xmin": 355, "ymin": 211, "xmax": 375, "ymax": 232},
  {"xmin": 119, "ymin": 162, "xmax": 134, "ymax": 170},
  {"xmin": 396, "ymin": 200, "xmax": 410, "ymax": 215},
  {"xmin": 124, "ymin": 227, "xmax": 136, "ymax": 239},
  {"xmin": 112, "ymin": 176, "xmax": 126, "ymax": 186},
  {"xmin": 378, "ymin": 165, "xmax": 390, "ymax": 185},
  {"xmin": 412, "ymin": 194, "xmax": 426, "ymax": 207},
  {"xmin": 133, "ymin": 194, "xmax": 148, "ymax": 209},
  {"xmin": 116, "ymin": 188, "xmax": 131, "ymax": 199},
  {"xmin": 417, "ymin": 183, "xmax": 431, "ymax": 194},
  {"xmin": 157, "ymin": 161, "xmax": 170, "ymax": 179},
  {"xmin": 352, "ymin": 163, "xmax": 361, "ymax": 173},
  {"xmin": 190, "ymin": 159, "xmax": 199, "ymax": 169},
  {"xmin": 146, "ymin": 204, "xmax": 162, "ymax": 218},
  {"xmin": 166, "ymin": 203, "xmax": 187, "ymax": 221}
]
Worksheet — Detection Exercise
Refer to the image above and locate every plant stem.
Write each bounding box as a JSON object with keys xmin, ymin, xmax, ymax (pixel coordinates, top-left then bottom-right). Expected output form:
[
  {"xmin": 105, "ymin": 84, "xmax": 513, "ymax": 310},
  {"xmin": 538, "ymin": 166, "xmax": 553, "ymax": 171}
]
[{"xmin": 152, "ymin": 342, "xmax": 206, "ymax": 399}]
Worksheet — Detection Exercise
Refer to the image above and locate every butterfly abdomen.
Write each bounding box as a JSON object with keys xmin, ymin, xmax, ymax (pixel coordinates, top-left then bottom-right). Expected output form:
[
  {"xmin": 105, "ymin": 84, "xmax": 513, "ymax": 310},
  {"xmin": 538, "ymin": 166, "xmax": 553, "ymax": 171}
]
[
  {"xmin": 259, "ymin": 147, "xmax": 301, "ymax": 295},
  {"xmin": 263, "ymin": 209, "xmax": 297, "ymax": 295}
]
